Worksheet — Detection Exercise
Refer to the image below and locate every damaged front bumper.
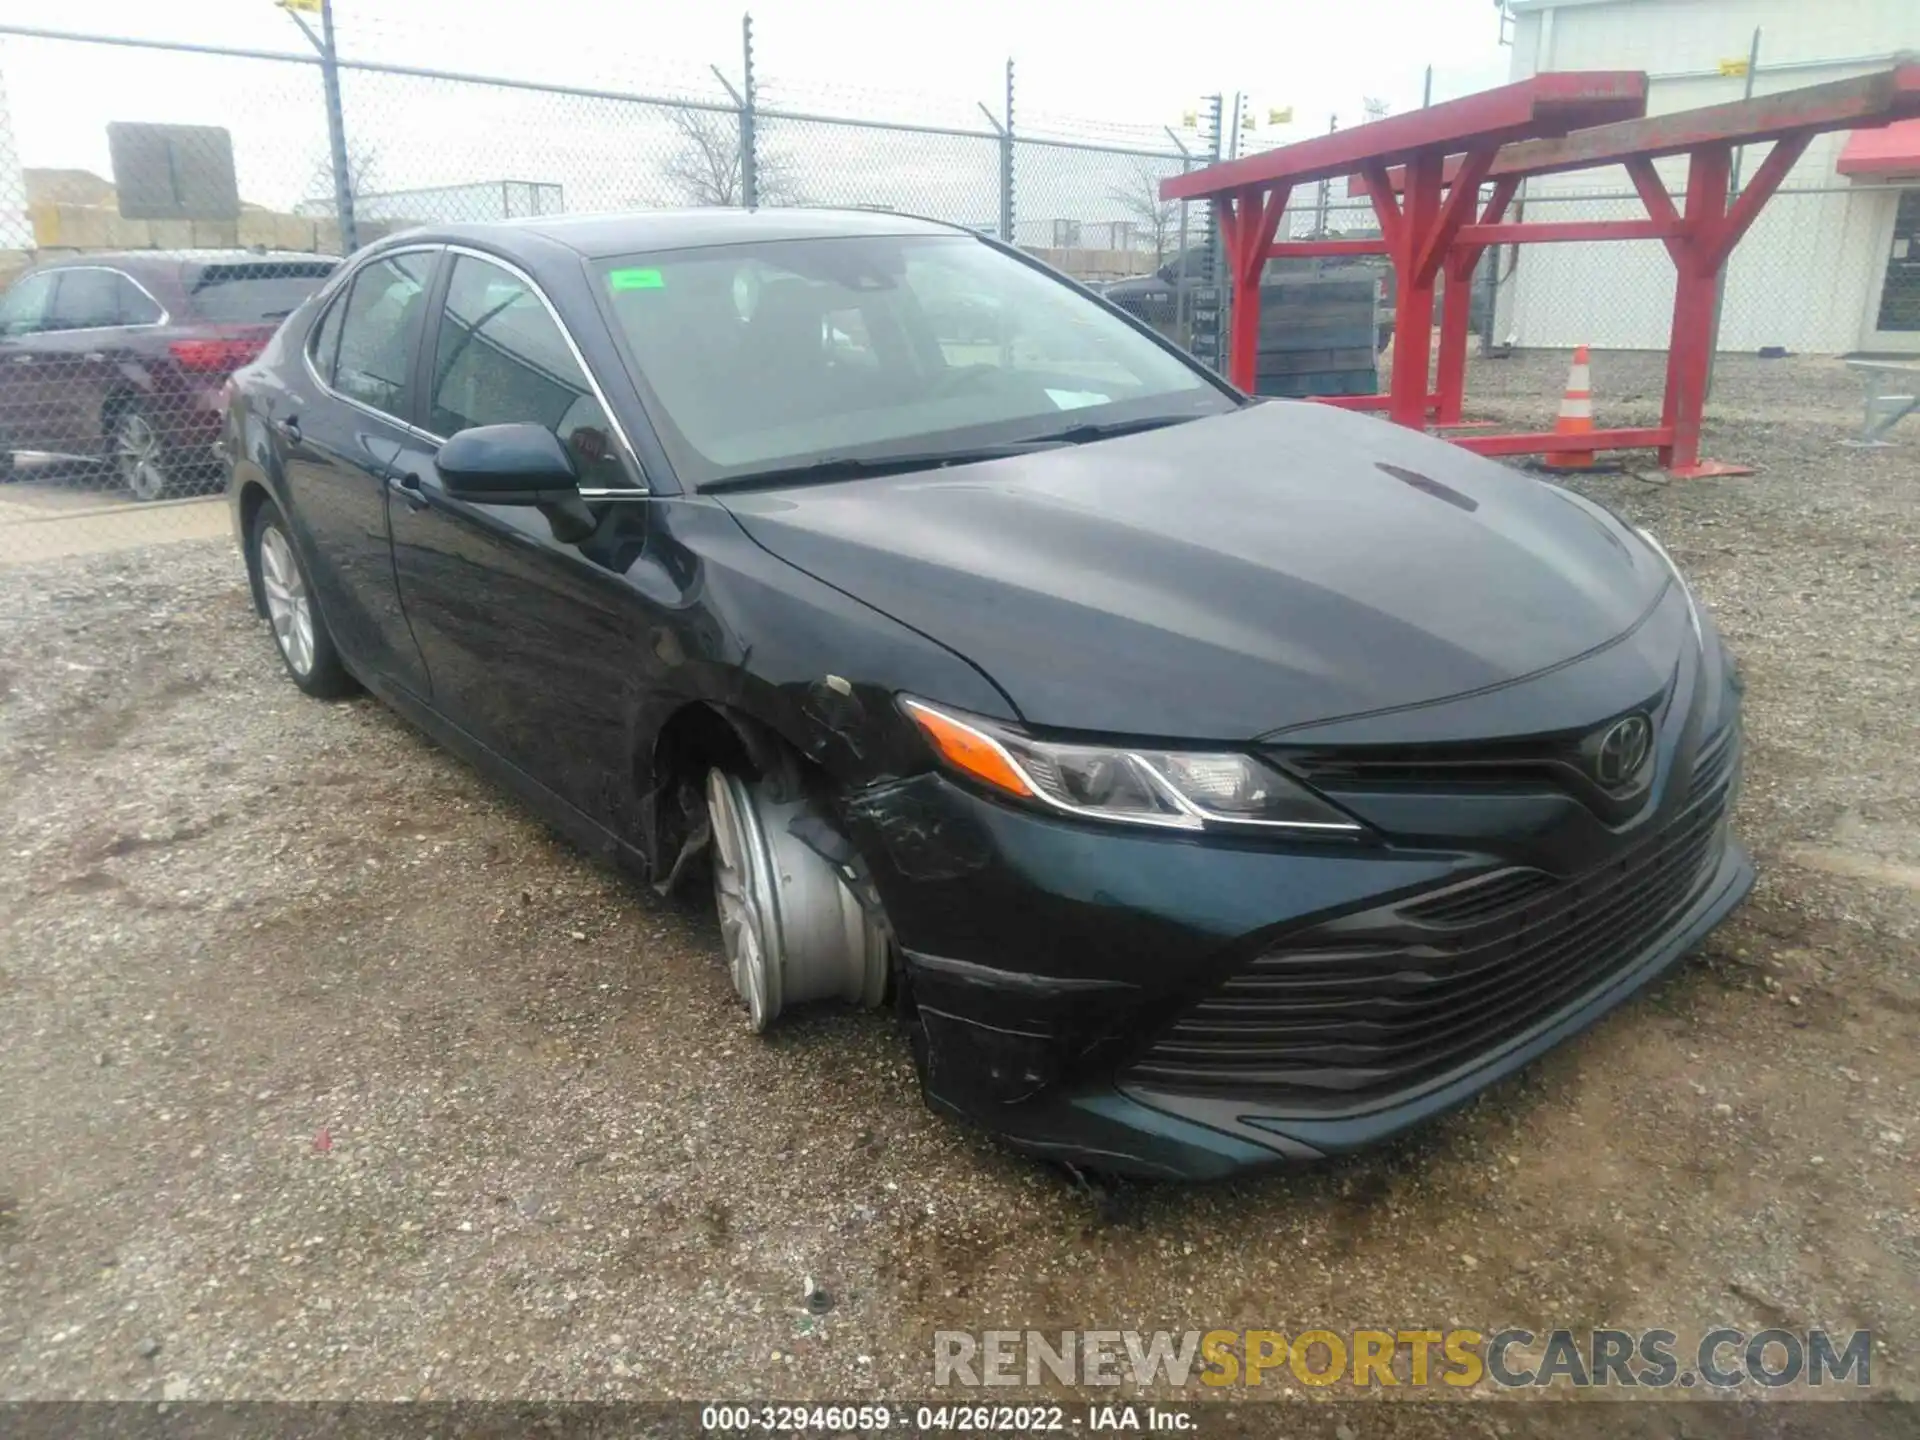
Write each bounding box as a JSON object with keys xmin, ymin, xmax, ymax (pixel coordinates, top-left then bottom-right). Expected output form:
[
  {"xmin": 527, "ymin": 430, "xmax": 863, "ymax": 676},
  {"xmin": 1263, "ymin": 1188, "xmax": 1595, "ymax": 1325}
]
[{"xmin": 842, "ymin": 760, "xmax": 1753, "ymax": 1182}]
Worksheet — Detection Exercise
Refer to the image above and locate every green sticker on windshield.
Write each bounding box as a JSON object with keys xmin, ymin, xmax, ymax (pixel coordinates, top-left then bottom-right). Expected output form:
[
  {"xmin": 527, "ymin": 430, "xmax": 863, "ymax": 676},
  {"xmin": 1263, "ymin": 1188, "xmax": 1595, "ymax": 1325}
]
[{"xmin": 608, "ymin": 267, "xmax": 665, "ymax": 291}]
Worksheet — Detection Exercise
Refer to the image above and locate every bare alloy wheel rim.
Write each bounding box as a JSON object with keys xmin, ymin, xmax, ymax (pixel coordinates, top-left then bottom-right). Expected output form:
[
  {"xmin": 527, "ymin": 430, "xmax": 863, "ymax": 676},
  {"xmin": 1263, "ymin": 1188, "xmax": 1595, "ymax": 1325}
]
[
  {"xmin": 703, "ymin": 768, "xmax": 890, "ymax": 1033},
  {"xmin": 114, "ymin": 411, "xmax": 170, "ymax": 501},
  {"xmin": 258, "ymin": 524, "xmax": 316, "ymax": 678},
  {"xmin": 707, "ymin": 768, "xmax": 776, "ymax": 1032}
]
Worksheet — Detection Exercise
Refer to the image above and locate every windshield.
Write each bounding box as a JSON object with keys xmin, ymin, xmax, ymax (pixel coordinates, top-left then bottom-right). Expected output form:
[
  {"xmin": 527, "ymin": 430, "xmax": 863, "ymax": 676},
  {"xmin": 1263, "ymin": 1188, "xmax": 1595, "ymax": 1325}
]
[{"xmin": 593, "ymin": 233, "xmax": 1233, "ymax": 488}]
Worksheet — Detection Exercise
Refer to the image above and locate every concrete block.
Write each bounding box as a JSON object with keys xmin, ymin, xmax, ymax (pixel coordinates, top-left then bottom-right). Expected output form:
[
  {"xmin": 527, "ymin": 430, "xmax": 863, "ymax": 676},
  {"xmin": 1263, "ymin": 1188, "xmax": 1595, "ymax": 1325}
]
[
  {"xmin": 149, "ymin": 218, "xmax": 196, "ymax": 250},
  {"xmin": 237, "ymin": 211, "xmax": 280, "ymax": 249},
  {"xmin": 191, "ymin": 219, "xmax": 239, "ymax": 248}
]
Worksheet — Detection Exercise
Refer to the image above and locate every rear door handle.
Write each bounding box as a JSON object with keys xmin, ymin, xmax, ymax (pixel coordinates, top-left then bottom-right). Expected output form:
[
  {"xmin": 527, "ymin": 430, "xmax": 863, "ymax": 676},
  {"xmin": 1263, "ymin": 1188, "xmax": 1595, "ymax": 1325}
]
[{"xmin": 275, "ymin": 416, "xmax": 302, "ymax": 444}]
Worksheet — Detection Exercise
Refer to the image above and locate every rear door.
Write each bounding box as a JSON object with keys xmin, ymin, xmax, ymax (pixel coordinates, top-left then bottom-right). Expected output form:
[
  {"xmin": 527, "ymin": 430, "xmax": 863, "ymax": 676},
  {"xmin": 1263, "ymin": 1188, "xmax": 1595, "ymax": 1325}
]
[
  {"xmin": 276, "ymin": 248, "xmax": 439, "ymax": 697},
  {"xmin": 390, "ymin": 248, "xmax": 650, "ymax": 825}
]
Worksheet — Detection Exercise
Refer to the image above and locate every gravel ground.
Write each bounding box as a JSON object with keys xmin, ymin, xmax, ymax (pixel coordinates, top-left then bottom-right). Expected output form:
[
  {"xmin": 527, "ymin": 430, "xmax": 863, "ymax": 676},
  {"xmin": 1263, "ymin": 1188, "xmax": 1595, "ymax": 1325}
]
[{"xmin": 1, "ymin": 352, "xmax": 1916, "ymax": 1411}]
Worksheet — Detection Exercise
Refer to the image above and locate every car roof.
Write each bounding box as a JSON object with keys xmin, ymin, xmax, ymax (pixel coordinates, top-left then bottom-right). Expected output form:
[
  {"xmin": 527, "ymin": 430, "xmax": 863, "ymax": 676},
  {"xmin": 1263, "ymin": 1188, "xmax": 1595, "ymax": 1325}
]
[
  {"xmin": 27, "ymin": 249, "xmax": 338, "ymax": 274},
  {"xmin": 388, "ymin": 207, "xmax": 973, "ymax": 261}
]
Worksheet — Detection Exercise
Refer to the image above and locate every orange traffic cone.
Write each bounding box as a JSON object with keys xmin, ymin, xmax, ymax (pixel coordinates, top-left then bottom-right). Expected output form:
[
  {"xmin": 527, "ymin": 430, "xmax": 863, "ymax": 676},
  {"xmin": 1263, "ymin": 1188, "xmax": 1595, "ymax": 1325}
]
[{"xmin": 1544, "ymin": 345, "xmax": 1594, "ymax": 470}]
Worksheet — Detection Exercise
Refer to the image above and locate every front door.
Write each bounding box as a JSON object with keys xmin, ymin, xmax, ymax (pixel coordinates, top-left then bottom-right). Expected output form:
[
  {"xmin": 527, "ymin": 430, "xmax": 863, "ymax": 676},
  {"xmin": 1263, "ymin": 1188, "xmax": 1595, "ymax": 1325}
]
[
  {"xmin": 29, "ymin": 268, "xmax": 161, "ymax": 466},
  {"xmin": 0, "ymin": 271, "xmax": 62, "ymax": 454},
  {"xmin": 1865, "ymin": 189, "xmax": 1920, "ymax": 353},
  {"xmin": 277, "ymin": 249, "xmax": 438, "ymax": 696},
  {"xmin": 389, "ymin": 250, "xmax": 653, "ymax": 830}
]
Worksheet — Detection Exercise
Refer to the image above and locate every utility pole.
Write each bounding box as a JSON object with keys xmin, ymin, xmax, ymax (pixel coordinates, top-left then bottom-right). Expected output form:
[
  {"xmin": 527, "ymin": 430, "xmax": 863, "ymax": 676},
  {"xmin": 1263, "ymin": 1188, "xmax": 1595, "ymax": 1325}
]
[
  {"xmin": 1003, "ymin": 61, "xmax": 1016, "ymax": 244},
  {"xmin": 707, "ymin": 15, "xmax": 758, "ymax": 208},
  {"xmin": 739, "ymin": 14, "xmax": 758, "ymax": 208},
  {"xmin": 978, "ymin": 62, "xmax": 1016, "ymax": 243},
  {"xmin": 282, "ymin": 0, "xmax": 357, "ymax": 253}
]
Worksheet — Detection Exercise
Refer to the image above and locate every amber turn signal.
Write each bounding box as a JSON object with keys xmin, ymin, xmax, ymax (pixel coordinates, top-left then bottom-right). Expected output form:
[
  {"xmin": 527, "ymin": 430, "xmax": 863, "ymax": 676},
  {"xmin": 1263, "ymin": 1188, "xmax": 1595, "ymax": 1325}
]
[{"xmin": 901, "ymin": 699, "xmax": 1035, "ymax": 799}]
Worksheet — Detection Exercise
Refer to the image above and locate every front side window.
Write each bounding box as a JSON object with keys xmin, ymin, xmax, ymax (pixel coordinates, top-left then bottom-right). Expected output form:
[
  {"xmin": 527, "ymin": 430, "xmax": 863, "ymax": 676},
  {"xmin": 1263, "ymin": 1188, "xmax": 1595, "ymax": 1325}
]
[
  {"xmin": 595, "ymin": 233, "xmax": 1230, "ymax": 487},
  {"xmin": 0, "ymin": 272, "xmax": 56, "ymax": 337},
  {"xmin": 48, "ymin": 270, "xmax": 127, "ymax": 330},
  {"xmin": 428, "ymin": 255, "xmax": 631, "ymax": 490},
  {"xmin": 332, "ymin": 253, "xmax": 434, "ymax": 418}
]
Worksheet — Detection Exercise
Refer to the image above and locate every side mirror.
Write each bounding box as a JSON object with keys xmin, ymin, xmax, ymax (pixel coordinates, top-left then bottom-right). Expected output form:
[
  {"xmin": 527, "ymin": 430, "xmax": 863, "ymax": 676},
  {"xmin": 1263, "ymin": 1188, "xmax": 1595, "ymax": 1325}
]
[
  {"xmin": 436, "ymin": 422, "xmax": 578, "ymax": 502},
  {"xmin": 436, "ymin": 422, "xmax": 597, "ymax": 544}
]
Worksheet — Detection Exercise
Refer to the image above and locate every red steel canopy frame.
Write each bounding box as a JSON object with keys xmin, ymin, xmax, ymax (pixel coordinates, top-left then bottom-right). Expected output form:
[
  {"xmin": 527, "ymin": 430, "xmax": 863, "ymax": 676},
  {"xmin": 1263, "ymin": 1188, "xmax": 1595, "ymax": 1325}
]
[{"xmin": 1162, "ymin": 63, "xmax": 1920, "ymax": 478}]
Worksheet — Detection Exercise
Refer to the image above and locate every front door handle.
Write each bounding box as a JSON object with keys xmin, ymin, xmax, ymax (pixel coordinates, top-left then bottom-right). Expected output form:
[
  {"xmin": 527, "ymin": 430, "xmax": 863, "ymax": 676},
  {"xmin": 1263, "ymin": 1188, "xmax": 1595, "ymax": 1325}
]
[{"xmin": 275, "ymin": 415, "xmax": 302, "ymax": 445}]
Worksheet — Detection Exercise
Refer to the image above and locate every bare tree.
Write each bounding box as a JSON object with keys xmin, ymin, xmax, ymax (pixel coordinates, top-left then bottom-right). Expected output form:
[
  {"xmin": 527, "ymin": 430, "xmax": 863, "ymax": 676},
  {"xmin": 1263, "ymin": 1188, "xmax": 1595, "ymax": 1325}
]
[
  {"xmin": 306, "ymin": 141, "xmax": 383, "ymax": 210},
  {"xmin": 662, "ymin": 108, "xmax": 797, "ymax": 207},
  {"xmin": 1107, "ymin": 161, "xmax": 1179, "ymax": 263}
]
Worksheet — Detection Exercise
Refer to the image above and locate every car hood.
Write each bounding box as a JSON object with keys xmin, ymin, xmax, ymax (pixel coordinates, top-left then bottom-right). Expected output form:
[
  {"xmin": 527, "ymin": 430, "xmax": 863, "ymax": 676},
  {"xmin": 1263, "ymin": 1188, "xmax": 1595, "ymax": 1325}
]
[{"xmin": 717, "ymin": 402, "xmax": 1673, "ymax": 740}]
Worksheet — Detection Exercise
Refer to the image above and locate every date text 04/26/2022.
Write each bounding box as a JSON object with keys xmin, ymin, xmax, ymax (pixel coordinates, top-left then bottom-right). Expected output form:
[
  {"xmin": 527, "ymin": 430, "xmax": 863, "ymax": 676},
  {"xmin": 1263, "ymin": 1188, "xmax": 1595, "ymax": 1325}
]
[{"xmin": 698, "ymin": 1404, "xmax": 1192, "ymax": 1431}]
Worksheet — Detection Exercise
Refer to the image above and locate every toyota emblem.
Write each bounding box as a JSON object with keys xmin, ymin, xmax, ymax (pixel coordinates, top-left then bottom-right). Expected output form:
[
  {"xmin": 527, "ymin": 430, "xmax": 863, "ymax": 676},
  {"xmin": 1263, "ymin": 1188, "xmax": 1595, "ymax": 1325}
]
[{"xmin": 1593, "ymin": 714, "xmax": 1654, "ymax": 789}]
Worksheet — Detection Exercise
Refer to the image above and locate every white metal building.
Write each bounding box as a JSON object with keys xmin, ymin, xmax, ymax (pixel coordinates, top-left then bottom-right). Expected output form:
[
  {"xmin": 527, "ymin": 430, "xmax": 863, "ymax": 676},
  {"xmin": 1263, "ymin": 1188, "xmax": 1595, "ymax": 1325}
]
[{"xmin": 1499, "ymin": 0, "xmax": 1920, "ymax": 354}]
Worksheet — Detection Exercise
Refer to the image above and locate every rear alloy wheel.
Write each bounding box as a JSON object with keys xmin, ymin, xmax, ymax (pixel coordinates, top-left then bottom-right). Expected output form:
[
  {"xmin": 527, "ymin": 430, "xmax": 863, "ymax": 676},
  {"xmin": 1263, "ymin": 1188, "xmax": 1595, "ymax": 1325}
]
[
  {"xmin": 259, "ymin": 523, "xmax": 315, "ymax": 678},
  {"xmin": 249, "ymin": 501, "xmax": 354, "ymax": 698},
  {"xmin": 705, "ymin": 767, "xmax": 889, "ymax": 1033},
  {"xmin": 112, "ymin": 408, "xmax": 174, "ymax": 502}
]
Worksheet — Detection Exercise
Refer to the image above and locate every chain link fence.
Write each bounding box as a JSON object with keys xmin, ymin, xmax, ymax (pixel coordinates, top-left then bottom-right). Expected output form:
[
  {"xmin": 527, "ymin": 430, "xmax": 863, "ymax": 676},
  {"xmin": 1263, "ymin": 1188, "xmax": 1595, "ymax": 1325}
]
[
  {"xmin": 0, "ymin": 18, "xmax": 1208, "ymax": 559},
  {"xmin": 4, "ymin": 17, "xmax": 1912, "ymax": 561}
]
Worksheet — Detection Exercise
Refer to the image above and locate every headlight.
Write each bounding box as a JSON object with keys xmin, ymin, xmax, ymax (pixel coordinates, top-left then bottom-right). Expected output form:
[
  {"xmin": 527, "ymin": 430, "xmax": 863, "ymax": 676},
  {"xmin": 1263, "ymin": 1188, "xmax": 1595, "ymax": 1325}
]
[
  {"xmin": 1632, "ymin": 524, "xmax": 1703, "ymax": 649},
  {"xmin": 901, "ymin": 698, "xmax": 1362, "ymax": 835}
]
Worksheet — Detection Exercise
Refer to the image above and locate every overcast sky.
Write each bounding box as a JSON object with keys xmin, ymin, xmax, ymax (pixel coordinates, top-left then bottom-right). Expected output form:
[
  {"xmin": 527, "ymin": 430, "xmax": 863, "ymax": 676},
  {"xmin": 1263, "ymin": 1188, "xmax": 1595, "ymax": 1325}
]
[{"xmin": 1, "ymin": 0, "xmax": 1514, "ymax": 226}]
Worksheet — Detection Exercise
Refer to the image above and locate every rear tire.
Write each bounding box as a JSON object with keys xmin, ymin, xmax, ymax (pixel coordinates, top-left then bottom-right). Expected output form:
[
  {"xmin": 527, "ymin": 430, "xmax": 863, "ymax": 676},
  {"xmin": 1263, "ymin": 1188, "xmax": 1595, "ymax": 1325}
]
[
  {"xmin": 248, "ymin": 500, "xmax": 354, "ymax": 698},
  {"xmin": 111, "ymin": 406, "xmax": 177, "ymax": 502}
]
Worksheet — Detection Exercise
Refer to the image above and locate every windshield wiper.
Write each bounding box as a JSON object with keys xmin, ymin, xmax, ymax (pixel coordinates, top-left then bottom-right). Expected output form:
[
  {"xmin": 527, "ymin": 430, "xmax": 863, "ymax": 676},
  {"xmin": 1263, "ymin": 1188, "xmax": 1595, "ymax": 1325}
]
[
  {"xmin": 1015, "ymin": 414, "xmax": 1197, "ymax": 446},
  {"xmin": 703, "ymin": 443, "xmax": 1060, "ymax": 493}
]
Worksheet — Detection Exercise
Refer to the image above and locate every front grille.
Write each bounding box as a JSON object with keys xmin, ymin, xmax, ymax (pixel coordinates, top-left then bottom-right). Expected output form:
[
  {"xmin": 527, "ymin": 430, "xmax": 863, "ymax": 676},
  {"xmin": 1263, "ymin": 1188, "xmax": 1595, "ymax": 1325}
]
[
  {"xmin": 1279, "ymin": 689, "xmax": 1671, "ymax": 816},
  {"xmin": 1125, "ymin": 725, "xmax": 1738, "ymax": 1110}
]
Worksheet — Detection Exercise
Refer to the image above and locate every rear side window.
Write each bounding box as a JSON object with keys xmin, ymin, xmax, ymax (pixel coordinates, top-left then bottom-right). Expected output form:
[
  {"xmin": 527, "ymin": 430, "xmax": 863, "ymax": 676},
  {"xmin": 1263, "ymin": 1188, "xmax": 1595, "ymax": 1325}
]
[
  {"xmin": 308, "ymin": 292, "xmax": 346, "ymax": 380},
  {"xmin": 331, "ymin": 253, "xmax": 434, "ymax": 418},
  {"xmin": 428, "ymin": 255, "xmax": 632, "ymax": 489},
  {"xmin": 188, "ymin": 262, "xmax": 336, "ymax": 324},
  {"xmin": 116, "ymin": 274, "xmax": 163, "ymax": 325}
]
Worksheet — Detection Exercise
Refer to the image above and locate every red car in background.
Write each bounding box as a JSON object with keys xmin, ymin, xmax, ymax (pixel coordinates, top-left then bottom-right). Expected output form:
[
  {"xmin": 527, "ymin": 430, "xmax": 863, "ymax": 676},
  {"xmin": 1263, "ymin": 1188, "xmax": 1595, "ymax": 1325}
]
[{"xmin": 0, "ymin": 251, "xmax": 336, "ymax": 500}]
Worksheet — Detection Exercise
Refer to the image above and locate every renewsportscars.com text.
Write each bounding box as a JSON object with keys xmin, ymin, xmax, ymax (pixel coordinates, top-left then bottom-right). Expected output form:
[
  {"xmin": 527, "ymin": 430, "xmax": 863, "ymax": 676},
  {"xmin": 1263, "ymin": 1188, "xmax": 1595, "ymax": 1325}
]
[{"xmin": 933, "ymin": 1327, "xmax": 1872, "ymax": 1390}]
